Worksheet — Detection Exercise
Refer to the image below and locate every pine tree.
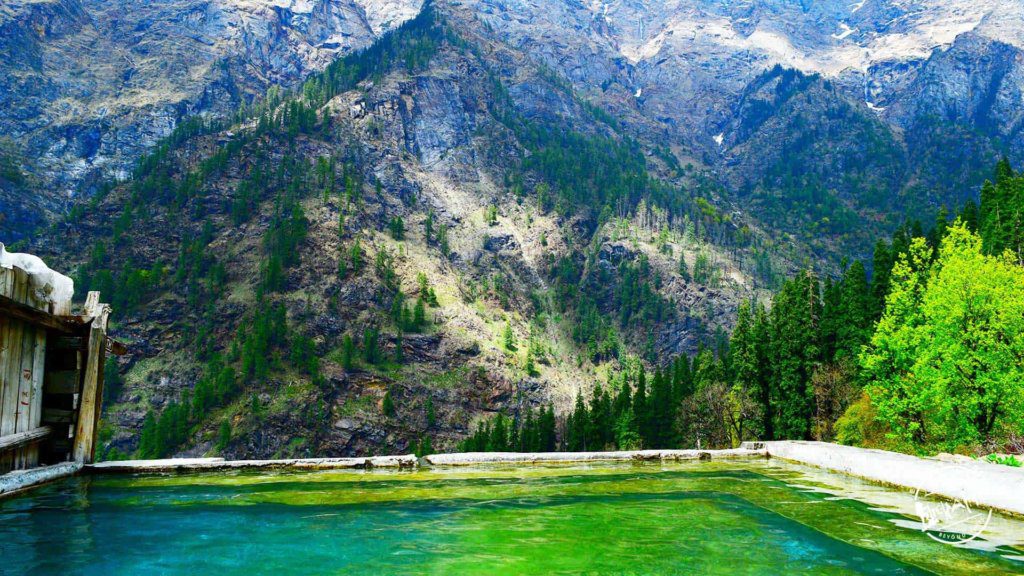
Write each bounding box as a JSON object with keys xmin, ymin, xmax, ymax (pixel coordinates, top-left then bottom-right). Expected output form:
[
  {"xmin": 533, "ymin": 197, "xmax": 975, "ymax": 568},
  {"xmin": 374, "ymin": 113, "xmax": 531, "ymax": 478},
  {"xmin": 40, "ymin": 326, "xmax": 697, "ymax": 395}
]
[
  {"xmin": 835, "ymin": 260, "xmax": 873, "ymax": 361},
  {"xmin": 672, "ymin": 354, "xmax": 694, "ymax": 402},
  {"xmin": 502, "ymin": 321, "xmax": 517, "ymax": 351},
  {"xmin": 519, "ymin": 408, "xmax": 536, "ymax": 452},
  {"xmin": 424, "ymin": 211, "xmax": 435, "ymax": 242},
  {"xmin": 438, "ymin": 223, "xmax": 450, "ymax": 256},
  {"xmin": 388, "ymin": 216, "xmax": 405, "ymax": 240},
  {"xmin": 870, "ymin": 240, "xmax": 893, "ymax": 320},
  {"xmin": 139, "ymin": 410, "xmax": 159, "ymax": 458},
  {"xmin": 649, "ymin": 368, "xmax": 675, "ymax": 447},
  {"xmin": 350, "ymin": 240, "xmax": 364, "ymax": 273},
  {"xmin": 488, "ymin": 414, "xmax": 509, "ymax": 451},
  {"xmin": 382, "ymin": 390, "xmax": 396, "ymax": 417},
  {"xmin": 959, "ymin": 199, "xmax": 980, "ymax": 232},
  {"xmin": 393, "ymin": 332, "xmax": 404, "ymax": 364},
  {"xmin": 414, "ymin": 297, "xmax": 426, "ymax": 329},
  {"xmin": 539, "ymin": 405, "xmax": 556, "ymax": 451},
  {"xmin": 217, "ymin": 419, "xmax": 232, "ymax": 452},
  {"xmin": 751, "ymin": 304, "xmax": 773, "ymax": 440},
  {"xmin": 769, "ymin": 270, "xmax": 821, "ymax": 440},
  {"xmin": 588, "ymin": 386, "xmax": 613, "ymax": 449},
  {"xmin": 678, "ymin": 255, "xmax": 690, "ymax": 281},
  {"xmin": 612, "ymin": 377, "xmax": 632, "ymax": 420},
  {"xmin": 819, "ymin": 276, "xmax": 842, "ymax": 362},
  {"xmin": 341, "ymin": 334, "xmax": 356, "ymax": 371},
  {"xmin": 103, "ymin": 357, "xmax": 124, "ymax": 406},
  {"xmin": 363, "ymin": 327, "xmax": 380, "ymax": 364},
  {"xmin": 568, "ymin": 391, "xmax": 589, "ymax": 451},
  {"xmin": 425, "ymin": 396, "xmax": 436, "ymax": 428},
  {"xmin": 633, "ymin": 369, "xmax": 650, "ymax": 448},
  {"xmin": 508, "ymin": 416, "xmax": 520, "ymax": 451},
  {"xmin": 416, "ymin": 436, "xmax": 433, "ymax": 457}
]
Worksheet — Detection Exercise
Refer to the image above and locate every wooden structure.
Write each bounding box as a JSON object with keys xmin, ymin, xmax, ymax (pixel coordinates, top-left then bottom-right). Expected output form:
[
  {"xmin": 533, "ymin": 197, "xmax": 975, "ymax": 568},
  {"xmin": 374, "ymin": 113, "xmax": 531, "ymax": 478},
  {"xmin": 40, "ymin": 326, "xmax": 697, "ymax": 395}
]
[{"xmin": 0, "ymin": 259, "xmax": 118, "ymax": 475}]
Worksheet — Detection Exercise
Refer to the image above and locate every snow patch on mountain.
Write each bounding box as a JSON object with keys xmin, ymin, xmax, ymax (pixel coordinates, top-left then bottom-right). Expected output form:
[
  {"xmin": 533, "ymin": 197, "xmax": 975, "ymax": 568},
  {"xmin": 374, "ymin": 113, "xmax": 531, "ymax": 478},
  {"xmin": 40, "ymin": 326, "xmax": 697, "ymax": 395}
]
[
  {"xmin": 354, "ymin": 0, "xmax": 423, "ymax": 35},
  {"xmin": 607, "ymin": 0, "xmax": 1015, "ymax": 76},
  {"xmin": 832, "ymin": 23, "xmax": 855, "ymax": 41}
]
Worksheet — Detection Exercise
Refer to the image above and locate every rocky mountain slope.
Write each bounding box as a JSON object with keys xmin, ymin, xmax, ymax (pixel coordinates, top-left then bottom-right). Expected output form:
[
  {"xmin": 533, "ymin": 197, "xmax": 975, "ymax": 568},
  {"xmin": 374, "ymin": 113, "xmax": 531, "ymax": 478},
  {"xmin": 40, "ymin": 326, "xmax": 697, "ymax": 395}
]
[
  {"xmin": 0, "ymin": 0, "xmax": 420, "ymax": 237},
  {"xmin": 454, "ymin": 0, "xmax": 1024, "ymax": 256},
  {"xmin": 6, "ymin": 0, "xmax": 1023, "ymax": 250},
  {"xmin": 34, "ymin": 4, "xmax": 771, "ymax": 459}
]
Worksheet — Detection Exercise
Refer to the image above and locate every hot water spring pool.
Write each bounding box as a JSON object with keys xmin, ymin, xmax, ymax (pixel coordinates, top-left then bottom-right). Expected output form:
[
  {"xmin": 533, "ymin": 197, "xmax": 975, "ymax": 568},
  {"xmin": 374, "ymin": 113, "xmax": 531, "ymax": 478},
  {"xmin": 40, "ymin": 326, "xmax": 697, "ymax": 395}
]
[{"xmin": 1, "ymin": 459, "xmax": 1022, "ymax": 575}]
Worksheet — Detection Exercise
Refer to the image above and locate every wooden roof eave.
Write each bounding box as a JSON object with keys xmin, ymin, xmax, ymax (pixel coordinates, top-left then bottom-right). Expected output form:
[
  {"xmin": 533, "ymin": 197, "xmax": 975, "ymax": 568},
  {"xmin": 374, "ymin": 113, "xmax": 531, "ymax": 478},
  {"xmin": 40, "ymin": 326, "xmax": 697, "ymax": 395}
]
[{"xmin": 0, "ymin": 294, "xmax": 85, "ymax": 334}]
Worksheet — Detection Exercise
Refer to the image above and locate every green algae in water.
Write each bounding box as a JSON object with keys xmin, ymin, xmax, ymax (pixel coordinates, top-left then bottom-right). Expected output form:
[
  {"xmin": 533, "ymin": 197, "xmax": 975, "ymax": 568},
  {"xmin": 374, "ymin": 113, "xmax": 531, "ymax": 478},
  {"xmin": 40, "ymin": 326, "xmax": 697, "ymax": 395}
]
[{"xmin": 1, "ymin": 461, "xmax": 1022, "ymax": 575}]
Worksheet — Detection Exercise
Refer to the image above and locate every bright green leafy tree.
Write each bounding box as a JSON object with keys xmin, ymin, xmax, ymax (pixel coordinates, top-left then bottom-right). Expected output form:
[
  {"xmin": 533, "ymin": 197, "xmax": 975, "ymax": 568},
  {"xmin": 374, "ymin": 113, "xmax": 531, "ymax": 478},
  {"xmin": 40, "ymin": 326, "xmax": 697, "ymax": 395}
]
[{"xmin": 862, "ymin": 223, "xmax": 1024, "ymax": 451}]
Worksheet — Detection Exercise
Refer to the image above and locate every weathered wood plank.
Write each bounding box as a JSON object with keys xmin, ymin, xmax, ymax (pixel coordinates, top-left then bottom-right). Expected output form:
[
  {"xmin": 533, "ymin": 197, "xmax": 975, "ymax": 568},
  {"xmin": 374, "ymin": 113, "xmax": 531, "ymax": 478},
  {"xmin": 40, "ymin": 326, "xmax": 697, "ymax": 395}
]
[
  {"xmin": 0, "ymin": 426, "xmax": 51, "ymax": 452},
  {"xmin": 0, "ymin": 315, "xmax": 10, "ymax": 471},
  {"xmin": 73, "ymin": 295, "xmax": 109, "ymax": 464},
  {"xmin": 107, "ymin": 338, "xmax": 128, "ymax": 356},
  {"xmin": 0, "ymin": 462, "xmax": 81, "ymax": 499},
  {"xmin": 0, "ymin": 295, "xmax": 82, "ymax": 334},
  {"xmin": 0, "ymin": 305, "xmax": 25, "ymax": 472},
  {"xmin": 0, "ymin": 272, "xmax": 28, "ymax": 471},
  {"xmin": 24, "ymin": 326, "xmax": 46, "ymax": 468},
  {"xmin": 44, "ymin": 371, "xmax": 80, "ymax": 395},
  {"xmin": 12, "ymin": 266, "xmax": 27, "ymax": 305},
  {"xmin": 0, "ymin": 267, "xmax": 10, "ymax": 299},
  {"xmin": 13, "ymin": 320, "xmax": 36, "ymax": 468}
]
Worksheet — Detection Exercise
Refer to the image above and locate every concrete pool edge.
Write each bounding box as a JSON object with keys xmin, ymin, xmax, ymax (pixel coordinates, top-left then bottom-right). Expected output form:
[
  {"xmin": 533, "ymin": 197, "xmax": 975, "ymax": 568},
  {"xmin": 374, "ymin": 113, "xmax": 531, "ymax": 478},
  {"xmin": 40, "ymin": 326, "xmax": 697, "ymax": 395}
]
[
  {"xmin": 762, "ymin": 441, "xmax": 1024, "ymax": 518},
  {"xmin": 423, "ymin": 448, "xmax": 765, "ymax": 465},
  {"xmin": 85, "ymin": 454, "xmax": 420, "ymax": 472},
  {"xmin": 75, "ymin": 448, "xmax": 769, "ymax": 476},
  {"xmin": 3, "ymin": 443, "xmax": 1023, "ymax": 519}
]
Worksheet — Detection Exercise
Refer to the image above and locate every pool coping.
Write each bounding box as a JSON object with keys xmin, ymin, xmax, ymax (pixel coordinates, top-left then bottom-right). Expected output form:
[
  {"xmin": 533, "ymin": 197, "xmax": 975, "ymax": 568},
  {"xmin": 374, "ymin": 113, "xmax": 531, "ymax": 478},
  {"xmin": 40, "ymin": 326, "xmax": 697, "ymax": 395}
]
[
  {"xmin": 761, "ymin": 441, "xmax": 1024, "ymax": 518},
  {"xmin": 85, "ymin": 454, "xmax": 420, "ymax": 472},
  {"xmin": 422, "ymin": 448, "xmax": 765, "ymax": 465},
  {"xmin": 3, "ymin": 443, "xmax": 1023, "ymax": 519}
]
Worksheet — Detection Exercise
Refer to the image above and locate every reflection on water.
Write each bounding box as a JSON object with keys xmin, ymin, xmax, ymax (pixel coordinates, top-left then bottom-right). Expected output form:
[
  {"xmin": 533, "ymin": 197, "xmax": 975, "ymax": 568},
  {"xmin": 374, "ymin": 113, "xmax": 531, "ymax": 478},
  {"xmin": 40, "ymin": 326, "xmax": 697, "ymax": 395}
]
[{"xmin": 0, "ymin": 460, "xmax": 1021, "ymax": 575}]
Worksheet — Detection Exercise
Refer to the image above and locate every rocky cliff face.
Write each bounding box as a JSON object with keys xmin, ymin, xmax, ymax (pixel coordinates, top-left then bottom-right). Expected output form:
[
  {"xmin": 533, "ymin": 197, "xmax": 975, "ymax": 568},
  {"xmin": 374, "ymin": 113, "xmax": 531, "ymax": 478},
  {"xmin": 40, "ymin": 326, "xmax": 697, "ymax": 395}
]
[
  {"xmin": 0, "ymin": 0, "xmax": 420, "ymax": 238},
  {"xmin": 6, "ymin": 0, "xmax": 1024, "ymax": 246},
  {"xmin": 444, "ymin": 0, "xmax": 1024, "ymax": 256}
]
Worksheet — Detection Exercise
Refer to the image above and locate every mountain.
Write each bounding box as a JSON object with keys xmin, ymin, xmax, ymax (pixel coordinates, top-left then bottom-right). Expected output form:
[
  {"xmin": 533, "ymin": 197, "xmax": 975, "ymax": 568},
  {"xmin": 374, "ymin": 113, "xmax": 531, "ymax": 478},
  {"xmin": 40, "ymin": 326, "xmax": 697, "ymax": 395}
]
[
  {"xmin": 448, "ymin": 0, "xmax": 1024, "ymax": 254},
  {"xmin": 30, "ymin": 4, "xmax": 768, "ymax": 458},
  {"xmin": 6, "ymin": 1, "xmax": 1023, "ymax": 246},
  {"xmin": 4, "ymin": 0, "xmax": 1023, "ymax": 458},
  {"xmin": 0, "ymin": 0, "xmax": 420, "ymax": 237}
]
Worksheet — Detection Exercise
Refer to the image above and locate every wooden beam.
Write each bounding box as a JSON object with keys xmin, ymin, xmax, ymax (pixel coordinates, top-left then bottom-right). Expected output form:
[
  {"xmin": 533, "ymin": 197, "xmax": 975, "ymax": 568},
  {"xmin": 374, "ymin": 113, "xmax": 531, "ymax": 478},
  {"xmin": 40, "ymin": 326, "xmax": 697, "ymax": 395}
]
[
  {"xmin": 106, "ymin": 338, "xmax": 128, "ymax": 356},
  {"xmin": 0, "ymin": 295, "xmax": 83, "ymax": 334},
  {"xmin": 0, "ymin": 426, "xmax": 51, "ymax": 452},
  {"xmin": 73, "ymin": 294, "xmax": 109, "ymax": 464}
]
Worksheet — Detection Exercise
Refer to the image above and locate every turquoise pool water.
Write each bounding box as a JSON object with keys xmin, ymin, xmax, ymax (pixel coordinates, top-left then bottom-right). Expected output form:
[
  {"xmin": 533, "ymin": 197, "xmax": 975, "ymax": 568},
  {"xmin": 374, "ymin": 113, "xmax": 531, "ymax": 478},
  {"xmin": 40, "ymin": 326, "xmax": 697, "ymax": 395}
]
[{"xmin": 1, "ymin": 460, "xmax": 1021, "ymax": 574}]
